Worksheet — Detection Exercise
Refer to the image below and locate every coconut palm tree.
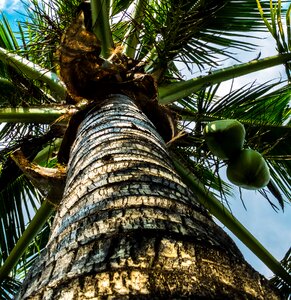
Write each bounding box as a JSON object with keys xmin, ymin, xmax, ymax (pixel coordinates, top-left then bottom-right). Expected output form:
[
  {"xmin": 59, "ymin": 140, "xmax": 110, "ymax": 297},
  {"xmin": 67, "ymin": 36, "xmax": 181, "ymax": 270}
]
[{"xmin": 0, "ymin": 0, "xmax": 290, "ymax": 298}]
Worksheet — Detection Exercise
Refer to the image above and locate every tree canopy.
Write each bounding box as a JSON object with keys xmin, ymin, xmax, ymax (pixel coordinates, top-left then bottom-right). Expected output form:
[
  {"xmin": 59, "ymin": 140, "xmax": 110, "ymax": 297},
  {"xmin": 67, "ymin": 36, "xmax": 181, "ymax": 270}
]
[{"xmin": 0, "ymin": 0, "xmax": 290, "ymax": 298}]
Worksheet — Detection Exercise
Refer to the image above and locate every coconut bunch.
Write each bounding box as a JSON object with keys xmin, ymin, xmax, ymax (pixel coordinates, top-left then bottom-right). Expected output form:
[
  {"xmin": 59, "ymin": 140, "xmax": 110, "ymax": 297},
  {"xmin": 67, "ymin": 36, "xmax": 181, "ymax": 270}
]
[{"xmin": 204, "ymin": 119, "xmax": 270, "ymax": 190}]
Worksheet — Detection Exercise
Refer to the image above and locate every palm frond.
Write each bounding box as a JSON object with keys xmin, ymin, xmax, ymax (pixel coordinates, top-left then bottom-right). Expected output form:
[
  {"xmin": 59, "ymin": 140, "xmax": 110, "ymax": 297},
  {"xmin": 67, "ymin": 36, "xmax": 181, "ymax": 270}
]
[
  {"xmin": 0, "ymin": 14, "xmax": 19, "ymax": 50},
  {"xmin": 270, "ymin": 247, "xmax": 291, "ymax": 297},
  {"xmin": 171, "ymin": 146, "xmax": 233, "ymax": 200},
  {"xmin": 0, "ymin": 123, "xmax": 47, "ymax": 148},
  {"xmin": 0, "ymin": 216, "xmax": 52, "ymax": 298},
  {"xmin": 118, "ymin": 0, "xmax": 284, "ymax": 74},
  {"xmin": 91, "ymin": 0, "xmax": 114, "ymax": 57},
  {"xmin": 14, "ymin": 219, "xmax": 51, "ymax": 280},
  {"xmin": 0, "ymin": 47, "xmax": 65, "ymax": 101},
  {"xmin": 0, "ymin": 276, "xmax": 21, "ymax": 300},
  {"xmin": 0, "ymin": 198, "xmax": 56, "ymax": 283},
  {"xmin": 158, "ymin": 53, "xmax": 291, "ymax": 103},
  {"xmin": 0, "ymin": 13, "xmax": 65, "ymax": 104},
  {"xmin": 210, "ymin": 82, "xmax": 290, "ymax": 124},
  {"xmin": 19, "ymin": 0, "xmax": 82, "ymax": 68},
  {"xmin": 122, "ymin": 0, "xmax": 148, "ymax": 58},
  {"xmin": 0, "ymin": 176, "xmax": 42, "ymax": 262},
  {"xmin": 0, "ymin": 3, "xmax": 68, "ymax": 283},
  {"xmin": 110, "ymin": 0, "xmax": 134, "ymax": 15},
  {"xmin": 0, "ymin": 221, "xmax": 51, "ymax": 299},
  {"xmin": 257, "ymin": 0, "xmax": 291, "ymax": 79},
  {"xmin": 0, "ymin": 125, "xmax": 64, "ymax": 263},
  {"xmin": 0, "ymin": 135, "xmax": 62, "ymax": 287}
]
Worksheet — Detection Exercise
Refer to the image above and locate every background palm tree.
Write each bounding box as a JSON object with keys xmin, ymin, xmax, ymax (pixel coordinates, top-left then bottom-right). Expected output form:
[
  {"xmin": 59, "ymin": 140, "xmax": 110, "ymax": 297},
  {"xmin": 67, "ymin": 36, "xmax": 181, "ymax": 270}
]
[{"xmin": 0, "ymin": 0, "xmax": 290, "ymax": 298}]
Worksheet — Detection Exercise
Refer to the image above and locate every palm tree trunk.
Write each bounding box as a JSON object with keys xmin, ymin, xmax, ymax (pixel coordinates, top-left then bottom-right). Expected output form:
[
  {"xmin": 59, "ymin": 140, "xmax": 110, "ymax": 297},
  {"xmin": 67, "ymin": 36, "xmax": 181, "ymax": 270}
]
[{"xmin": 18, "ymin": 94, "xmax": 280, "ymax": 299}]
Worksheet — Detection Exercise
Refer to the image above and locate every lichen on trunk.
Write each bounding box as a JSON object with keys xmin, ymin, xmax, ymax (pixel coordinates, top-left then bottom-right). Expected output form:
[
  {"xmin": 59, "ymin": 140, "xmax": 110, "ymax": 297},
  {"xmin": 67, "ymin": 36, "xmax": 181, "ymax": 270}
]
[{"xmin": 18, "ymin": 94, "xmax": 280, "ymax": 299}]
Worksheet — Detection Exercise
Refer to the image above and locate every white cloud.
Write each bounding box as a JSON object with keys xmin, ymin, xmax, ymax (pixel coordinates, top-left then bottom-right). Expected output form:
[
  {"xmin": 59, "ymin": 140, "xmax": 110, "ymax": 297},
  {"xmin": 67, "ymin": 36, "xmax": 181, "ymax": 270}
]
[{"xmin": 0, "ymin": 0, "xmax": 22, "ymax": 12}]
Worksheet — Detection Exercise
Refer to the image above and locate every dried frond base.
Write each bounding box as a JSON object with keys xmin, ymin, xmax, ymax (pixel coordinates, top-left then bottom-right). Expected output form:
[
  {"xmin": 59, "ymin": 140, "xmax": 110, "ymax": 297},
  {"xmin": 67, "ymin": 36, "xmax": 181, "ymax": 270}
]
[{"xmin": 57, "ymin": 11, "xmax": 178, "ymax": 144}]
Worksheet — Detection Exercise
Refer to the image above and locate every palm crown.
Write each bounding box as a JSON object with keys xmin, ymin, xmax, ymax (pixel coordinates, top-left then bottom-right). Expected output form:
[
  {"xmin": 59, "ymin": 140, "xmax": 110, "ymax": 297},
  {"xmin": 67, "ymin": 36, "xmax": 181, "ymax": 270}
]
[{"xmin": 0, "ymin": 0, "xmax": 290, "ymax": 298}]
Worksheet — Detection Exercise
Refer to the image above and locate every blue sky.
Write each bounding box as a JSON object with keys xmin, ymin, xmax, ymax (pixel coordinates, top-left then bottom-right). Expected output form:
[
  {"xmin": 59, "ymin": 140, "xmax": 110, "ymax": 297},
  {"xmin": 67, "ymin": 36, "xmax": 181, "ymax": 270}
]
[
  {"xmin": 1, "ymin": 0, "xmax": 290, "ymax": 280},
  {"xmin": 220, "ymin": 177, "xmax": 291, "ymax": 278}
]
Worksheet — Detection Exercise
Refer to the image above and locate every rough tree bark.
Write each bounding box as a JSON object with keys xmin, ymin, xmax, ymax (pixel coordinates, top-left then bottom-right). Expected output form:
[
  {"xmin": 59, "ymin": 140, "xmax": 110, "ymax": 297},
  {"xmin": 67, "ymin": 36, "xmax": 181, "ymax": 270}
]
[{"xmin": 17, "ymin": 94, "xmax": 281, "ymax": 299}]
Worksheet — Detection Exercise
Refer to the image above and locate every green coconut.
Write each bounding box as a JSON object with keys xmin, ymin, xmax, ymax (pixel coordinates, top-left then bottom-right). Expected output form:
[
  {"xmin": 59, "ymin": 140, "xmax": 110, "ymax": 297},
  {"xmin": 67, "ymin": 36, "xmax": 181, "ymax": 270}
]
[
  {"xmin": 204, "ymin": 119, "xmax": 245, "ymax": 160},
  {"xmin": 226, "ymin": 149, "xmax": 270, "ymax": 190}
]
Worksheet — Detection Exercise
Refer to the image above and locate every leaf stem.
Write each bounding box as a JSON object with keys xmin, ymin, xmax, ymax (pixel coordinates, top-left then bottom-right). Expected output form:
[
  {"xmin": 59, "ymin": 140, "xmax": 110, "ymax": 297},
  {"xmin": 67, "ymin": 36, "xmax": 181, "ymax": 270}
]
[
  {"xmin": 0, "ymin": 47, "xmax": 66, "ymax": 100},
  {"xmin": 0, "ymin": 200, "xmax": 55, "ymax": 281},
  {"xmin": 0, "ymin": 107, "xmax": 67, "ymax": 123},
  {"xmin": 123, "ymin": 0, "xmax": 148, "ymax": 58},
  {"xmin": 159, "ymin": 53, "xmax": 291, "ymax": 104},
  {"xmin": 91, "ymin": 0, "xmax": 114, "ymax": 58}
]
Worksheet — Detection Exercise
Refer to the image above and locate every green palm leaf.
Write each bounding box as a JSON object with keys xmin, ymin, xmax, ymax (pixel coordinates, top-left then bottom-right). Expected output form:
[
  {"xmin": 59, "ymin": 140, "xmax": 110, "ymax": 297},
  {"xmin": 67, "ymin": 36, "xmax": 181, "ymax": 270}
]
[
  {"xmin": 0, "ymin": 277, "xmax": 21, "ymax": 300},
  {"xmin": 120, "ymin": 0, "xmax": 283, "ymax": 73},
  {"xmin": 0, "ymin": 176, "xmax": 41, "ymax": 261}
]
